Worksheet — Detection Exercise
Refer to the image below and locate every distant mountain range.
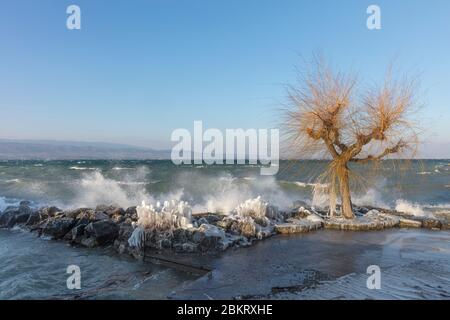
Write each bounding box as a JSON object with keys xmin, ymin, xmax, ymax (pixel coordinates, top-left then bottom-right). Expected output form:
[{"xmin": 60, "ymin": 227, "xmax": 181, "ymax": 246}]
[
  {"xmin": 0, "ymin": 139, "xmax": 448, "ymax": 160},
  {"xmin": 0, "ymin": 139, "xmax": 171, "ymax": 160}
]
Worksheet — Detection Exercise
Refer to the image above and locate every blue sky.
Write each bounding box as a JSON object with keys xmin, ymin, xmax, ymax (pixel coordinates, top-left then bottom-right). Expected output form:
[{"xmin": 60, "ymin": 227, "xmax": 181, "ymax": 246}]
[{"xmin": 0, "ymin": 0, "xmax": 449, "ymax": 156}]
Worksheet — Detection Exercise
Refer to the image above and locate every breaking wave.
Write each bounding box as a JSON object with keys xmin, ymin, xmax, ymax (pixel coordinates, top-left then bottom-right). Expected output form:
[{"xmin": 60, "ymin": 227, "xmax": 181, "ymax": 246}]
[
  {"xmin": 0, "ymin": 196, "xmax": 21, "ymax": 212},
  {"xmin": 395, "ymin": 199, "xmax": 426, "ymax": 216}
]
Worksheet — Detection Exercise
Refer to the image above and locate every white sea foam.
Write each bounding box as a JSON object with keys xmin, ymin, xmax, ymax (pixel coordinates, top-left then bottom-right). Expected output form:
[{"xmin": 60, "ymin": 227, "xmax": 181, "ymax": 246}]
[
  {"xmin": 5, "ymin": 179, "xmax": 21, "ymax": 183},
  {"xmin": 353, "ymin": 188, "xmax": 389, "ymax": 208},
  {"xmin": 116, "ymin": 181, "xmax": 149, "ymax": 186},
  {"xmin": 0, "ymin": 197, "xmax": 20, "ymax": 212},
  {"xmin": 70, "ymin": 166, "xmax": 98, "ymax": 171},
  {"xmin": 70, "ymin": 170, "xmax": 182, "ymax": 209},
  {"xmin": 295, "ymin": 181, "xmax": 328, "ymax": 188},
  {"xmin": 191, "ymin": 174, "xmax": 293, "ymax": 214},
  {"xmin": 73, "ymin": 171, "xmax": 150, "ymax": 208},
  {"xmin": 395, "ymin": 199, "xmax": 426, "ymax": 216},
  {"xmin": 0, "ymin": 196, "xmax": 8, "ymax": 211}
]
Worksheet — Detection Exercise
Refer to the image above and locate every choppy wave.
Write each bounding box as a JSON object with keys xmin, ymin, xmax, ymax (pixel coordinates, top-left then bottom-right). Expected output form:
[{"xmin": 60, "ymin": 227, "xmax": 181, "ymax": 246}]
[
  {"xmin": 395, "ymin": 199, "xmax": 426, "ymax": 216},
  {"xmin": 116, "ymin": 181, "xmax": 150, "ymax": 186},
  {"xmin": 0, "ymin": 160, "xmax": 449, "ymax": 216},
  {"xmin": 3, "ymin": 179, "xmax": 21, "ymax": 183},
  {"xmin": 69, "ymin": 166, "xmax": 99, "ymax": 170},
  {"xmin": 0, "ymin": 196, "xmax": 21, "ymax": 211},
  {"xmin": 279, "ymin": 180, "xmax": 328, "ymax": 188}
]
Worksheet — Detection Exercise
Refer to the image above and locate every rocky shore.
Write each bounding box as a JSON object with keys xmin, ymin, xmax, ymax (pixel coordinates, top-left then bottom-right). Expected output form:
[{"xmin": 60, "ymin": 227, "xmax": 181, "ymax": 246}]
[{"xmin": 1, "ymin": 199, "xmax": 449, "ymax": 261}]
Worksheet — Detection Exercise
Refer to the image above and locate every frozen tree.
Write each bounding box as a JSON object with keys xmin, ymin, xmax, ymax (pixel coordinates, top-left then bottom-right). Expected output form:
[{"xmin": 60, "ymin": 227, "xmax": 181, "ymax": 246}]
[{"xmin": 285, "ymin": 56, "xmax": 420, "ymax": 219}]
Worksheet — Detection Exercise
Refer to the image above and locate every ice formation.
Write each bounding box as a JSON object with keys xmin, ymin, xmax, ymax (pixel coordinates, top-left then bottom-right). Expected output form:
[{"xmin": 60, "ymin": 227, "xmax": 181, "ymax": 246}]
[
  {"xmin": 128, "ymin": 200, "xmax": 193, "ymax": 248},
  {"xmin": 135, "ymin": 200, "xmax": 193, "ymax": 231},
  {"xmin": 128, "ymin": 226, "xmax": 145, "ymax": 248},
  {"xmin": 234, "ymin": 196, "xmax": 280, "ymax": 223}
]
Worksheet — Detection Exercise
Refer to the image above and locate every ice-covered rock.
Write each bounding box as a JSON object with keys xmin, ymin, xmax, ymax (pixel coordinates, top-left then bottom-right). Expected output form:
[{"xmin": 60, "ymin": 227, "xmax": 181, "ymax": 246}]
[
  {"xmin": 233, "ymin": 196, "xmax": 280, "ymax": 226},
  {"xmin": 127, "ymin": 199, "xmax": 194, "ymax": 249},
  {"xmin": 325, "ymin": 210, "xmax": 400, "ymax": 231},
  {"xmin": 275, "ymin": 215, "xmax": 323, "ymax": 234},
  {"xmin": 135, "ymin": 200, "xmax": 193, "ymax": 231}
]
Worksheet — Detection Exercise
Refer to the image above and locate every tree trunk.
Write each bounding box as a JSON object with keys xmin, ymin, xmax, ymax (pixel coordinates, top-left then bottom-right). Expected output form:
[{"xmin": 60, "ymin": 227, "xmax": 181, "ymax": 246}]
[{"xmin": 338, "ymin": 165, "xmax": 354, "ymax": 219}]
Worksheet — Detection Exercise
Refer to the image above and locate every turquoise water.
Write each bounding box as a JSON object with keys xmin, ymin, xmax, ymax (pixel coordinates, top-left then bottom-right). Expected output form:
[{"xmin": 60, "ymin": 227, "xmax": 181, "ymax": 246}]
[{"xmin": 0, "ymin": 160, "xmax": 449, "ymax": 213}]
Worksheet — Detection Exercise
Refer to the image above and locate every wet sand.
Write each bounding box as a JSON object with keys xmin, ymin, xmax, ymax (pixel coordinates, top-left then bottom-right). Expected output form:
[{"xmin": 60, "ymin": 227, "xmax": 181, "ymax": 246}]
[{"xmin": 170, "ymin": 229, "xmax": 450, "ymax": 299}]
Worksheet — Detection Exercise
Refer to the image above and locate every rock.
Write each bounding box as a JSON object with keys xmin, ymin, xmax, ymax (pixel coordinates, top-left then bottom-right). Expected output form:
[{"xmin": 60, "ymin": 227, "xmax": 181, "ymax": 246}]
[
  {"xmin": 111, "ymin": 213, "xmax": 125, "ymax": 223},
  {"xmin": 399, "ymin": 218, "xmax": 422, "ymax": 228},
  {"xmin": 95, "ymin": 204, "xmax": 115, "ymax": 212},
  {"xmin": 293, "ymin": 207, "xmax": 311, "ymax": 219},
  {"xmin": 12, "ymin": 211, "xmax": 31, "ymax": 226},
  {"xmin": 96, "ymin": 205, "xmax": 124, "ymax": 218},
  {"xmin": 117, "ymin": 241, "xmax": 128, "ymax": 254},
  {"xmin": 25, "ymin": 211, "xmax": 42, "ymax": 226},
  {"xmin": 197, "ymin": 214, "xmax": 223, "ymax": 225},
  {"xmin": 125, "ymin": 207, "xmax": 138, "ymax": 221},
  {"xmin": 118, "ymin": 223, "xmax": 134, "ymax": 241},
  {"xmin": 306, "ymin": 213, "xmax": 324, "ymax": 224},
  {"xmin": 81, "ymin": 237, "xmax": 97, "ymax": 248},
  {"xmin": 192, "ymin": 224, "xmax": 227, "ymax": 252},
  {"xmin": 84, "ymin": 220, "xmax": 119, "ymax": 246},
  {"xmin": 108, "ymin": 207, "xmax": 125, "ymax": 217},
  {"xmin": 173, "ymin": 242, "xmax": 197, "ymax": 253},
  {"xmin": 230, "ymin": 218, "xmax": 257, "ymax": 238},
  {"xmin": 324, "ymin": 211, "xmax": 399, "ymax": 231},
  {"xmin": 41, "ymin": 218, "xmax": 76, "ymax": 239},
  {"xmin": 67, "ymin": 224, "xmax": 87, "ymax": 243},
  {"xmin": 173, "ymin": 228, "xmax": 189, "ymax": 243},
  {"xmin": 67, "ymin": 208, "xmax": 92, "ymax": 220},
  {"xmin": 237, "ymin": 219, "xmax": 257, "ymax": 238},
  {"xmin": 196, "ymin": 217, "xmax": 209, "ymax": 226},
  {"xmin": 75, "ymin": 217, "xmax": 91, "ymax": 227},
  {"xmin": 93, "ymin": 211, "xmax": 110, "ymax": 221},
  {"xmin": 70, "ymin": 209, "xmax": 111, "ymax": 222},
  {"xmin": 0, "ymin": 211, "xmax": 15, "ymax": 228},
  {"xmin": 191, "ymin": 229, "xmax": 206, "ymax": 244},
  {"xmin": 0, "ymin": 205, "xmax": 33, "ymax": 228},
  {"xmin": 40, "ymin": 206, "xmax": 62, "ymax": 218},
  {"xmin": 256, "ymin": 225, "xmax": 275, "ymax": 239},
  {"xmin": 421, "ymin": 218, "xmax": 443, "ymax": 229},
  {"xmin": 19, "ymin": 200, "xmax": 31, "ymax": 206},
  {"xmin": 275, "ymin": 217, "xmax": 322, "ymax": 234},
  {"xmin": 216, "ymin": 217, "xmax": 234, "ymax": 230}
]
